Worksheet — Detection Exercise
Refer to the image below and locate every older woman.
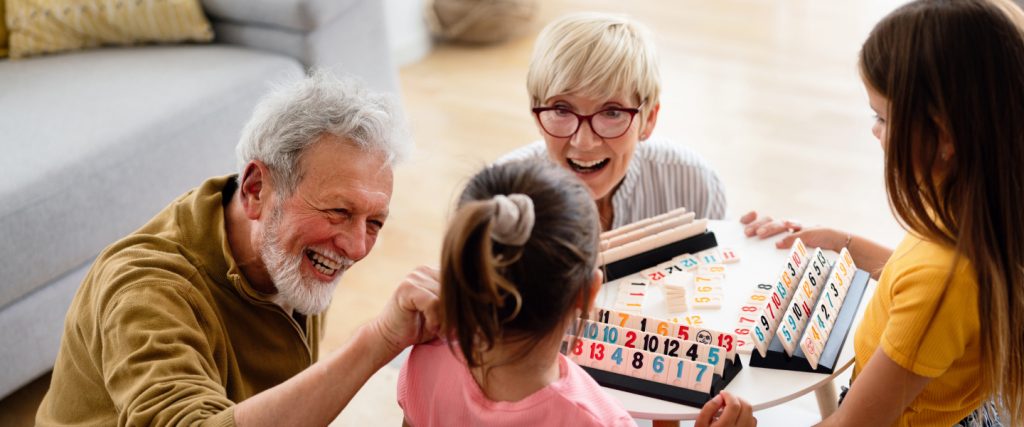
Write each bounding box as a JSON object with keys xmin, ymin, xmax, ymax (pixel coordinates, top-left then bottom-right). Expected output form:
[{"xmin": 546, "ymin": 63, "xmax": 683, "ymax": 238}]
[{"xmin": 500, "ymin": 12, "xmax": 726, "ymax": 231}]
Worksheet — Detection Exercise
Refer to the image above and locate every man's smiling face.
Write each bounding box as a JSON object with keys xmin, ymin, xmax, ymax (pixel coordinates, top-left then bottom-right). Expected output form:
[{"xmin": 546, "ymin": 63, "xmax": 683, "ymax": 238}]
[{"xmin": 258, "ymin": 135, "xmax": 393, "ymax": 315}]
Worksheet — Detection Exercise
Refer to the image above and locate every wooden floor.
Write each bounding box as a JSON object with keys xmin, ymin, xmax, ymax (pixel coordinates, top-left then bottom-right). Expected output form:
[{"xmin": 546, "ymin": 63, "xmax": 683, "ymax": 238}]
[{"xmin": 0, "ymin": 1, "xmax": 906, "ymax": 424}]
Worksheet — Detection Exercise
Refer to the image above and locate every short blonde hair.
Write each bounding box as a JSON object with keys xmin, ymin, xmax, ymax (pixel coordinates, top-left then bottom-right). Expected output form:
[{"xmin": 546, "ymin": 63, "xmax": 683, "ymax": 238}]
[{"xmin": 527, "ymin": 12, "xmax": 660, "ymax": 117}]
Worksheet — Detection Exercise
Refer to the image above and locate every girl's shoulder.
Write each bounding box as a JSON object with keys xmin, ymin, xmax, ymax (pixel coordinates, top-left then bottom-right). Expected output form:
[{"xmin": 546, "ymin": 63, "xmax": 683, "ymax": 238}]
[
  {"xmin": 879, "ymin": 234, "xmax": 979, "ymax": 304},
  {"xmin": 552, "ymin": 355, "xmax": 637, "ymax": 427},
  {"xmin": 886, "ymin": 234, "xmax": 974, "ymax": 277}
]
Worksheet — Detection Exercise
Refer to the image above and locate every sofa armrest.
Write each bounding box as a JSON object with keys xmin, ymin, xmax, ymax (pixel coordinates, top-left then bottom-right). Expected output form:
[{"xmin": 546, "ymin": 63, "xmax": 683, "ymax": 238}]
[
  {"xmin": 202, "ymin": 0, "xmax": 400, "ymax": 95},
  {"xmin": 201, "ymin": 0, "xmax": 361, "ymax": 32}
]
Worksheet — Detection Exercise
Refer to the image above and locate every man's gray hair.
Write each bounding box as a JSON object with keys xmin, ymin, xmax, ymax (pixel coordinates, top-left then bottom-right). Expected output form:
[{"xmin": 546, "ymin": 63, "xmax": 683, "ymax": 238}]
[{"xmin": 236, "ymin": 70, "xmax": 411, "ymax": 194}]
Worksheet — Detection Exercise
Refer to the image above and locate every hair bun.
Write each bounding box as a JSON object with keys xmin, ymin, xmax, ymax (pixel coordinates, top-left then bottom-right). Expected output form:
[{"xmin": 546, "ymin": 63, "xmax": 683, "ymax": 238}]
[{"xmin": 490, "ymin": 194, "xmax": 535, "ymax": 246}]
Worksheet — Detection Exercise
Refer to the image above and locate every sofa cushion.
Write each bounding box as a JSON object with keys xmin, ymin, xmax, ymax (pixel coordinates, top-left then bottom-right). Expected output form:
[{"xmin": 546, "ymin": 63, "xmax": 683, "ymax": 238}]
[
  {"xmin": 202, "ymin": 0, "xmax": 361, "ymax": 33},
  {"xmin": 0, "ymin": 45, "xmax": 303, "ymax": 309}
]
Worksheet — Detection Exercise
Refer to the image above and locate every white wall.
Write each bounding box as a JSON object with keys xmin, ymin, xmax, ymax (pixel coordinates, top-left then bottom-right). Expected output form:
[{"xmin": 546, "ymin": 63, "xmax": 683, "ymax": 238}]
[{"xmin": 384, "ymin": 0, "xmax": 433, "ymax": 67}]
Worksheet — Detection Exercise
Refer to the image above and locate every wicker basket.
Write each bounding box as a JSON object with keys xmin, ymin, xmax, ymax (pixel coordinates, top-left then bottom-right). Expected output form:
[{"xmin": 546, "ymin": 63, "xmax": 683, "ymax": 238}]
[{"xmin": 426, "ymin": 0, "xmax": 538, "ymax": 44}]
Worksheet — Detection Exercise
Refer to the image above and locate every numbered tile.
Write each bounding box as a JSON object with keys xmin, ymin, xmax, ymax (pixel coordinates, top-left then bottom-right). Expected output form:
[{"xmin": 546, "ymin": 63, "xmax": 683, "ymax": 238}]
[
  {"xmin": 594, "ymin": 342, "xmax": 614, "ymax": 370},
  {"xmin": 691, "ymin": 362, "xmax": 713, "ymax": 393},
  {"xmin": 625, "ymin": 348, "xmax": 647, "ymax": 379},
  {"xmin": 568, "ymin": 342, "xmax": 587, "ymax": 365},
  {"xmin": 776, "ymin": 319, "xmax": 798, "ymax": 354},
  {"xmin": 735, "ymin": 335, "xmax": 754, "ymax": 354},
  {"xmin": 720, "ymin": 247, "xmax": 741, "ymax": 264},
  {"xmin": 695, "ymin": 248, "xmax": 721, "ymax": 265},
  {"xmin": 650, "ymin": 354, "xmax": 670, "ymax": 383},
  {"xmin": 751, "ymin": 317, "xmax": 772, "ymax": 357},
  {"xmin": 620, "ymin": 328, "xmax": 640, "ymax": 350},
  {"xmin": 698, "ymin": 264, "xmax": 727, "ymax": 278},
  {"xmin": 613, "ymin": 301, "xmax": 643, "ymax": 312},
  {"xmin": 734, "ymin": 318, "xmax": 758, "ymax": 352},
  {"xmin": 694, "ymin": 282, "xmax": 722, "ymax": 296},
  {"xmin": 672, "ymin": 314, "xmax": 704, "ymax": 327},
  {"xmin": 608, "ymin": 346, "xmax": 627, "ymax": 374},
  {"xmin": 603, "ymin": 324, "xmax": 624, "ymax": 346},
  {"xmin": 745, "ymin": 291, "xmax": 770, "ymax": 306},
  {"xmin": 640, "ymin": 264, "xmax": 669, "ymax": 284},
  {"xmin": 752, "ymin": 282, "xmax": 775, "ymax": 296},
  {"xmin": 694, "ymin": 274, "xmax": 723, "ymax": 287},
  {"xmin": 691, "ymin": 295, "xmax": 722, "ymax": 309},
  {"xmin": 673, "ymin": 254, "xmax": 700, "ymax": 271},
  {"xmin": 801, "ymin": 336, "xmax": 821, "ymax": 370},
  {"xmin": 668, "ymin": 358, "xmax": 688, "ymax": 388}
]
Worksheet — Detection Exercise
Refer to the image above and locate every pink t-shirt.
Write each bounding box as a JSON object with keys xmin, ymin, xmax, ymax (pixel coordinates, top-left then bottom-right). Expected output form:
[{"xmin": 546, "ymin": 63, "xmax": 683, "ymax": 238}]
[{"xmin": 397, "ymin": 340, "xmax": 636, "ymax": 427}]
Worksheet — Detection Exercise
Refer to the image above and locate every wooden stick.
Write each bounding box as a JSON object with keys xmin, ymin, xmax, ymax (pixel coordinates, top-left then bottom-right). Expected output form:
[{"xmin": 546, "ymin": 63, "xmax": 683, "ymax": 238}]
[
  {"xmin": 599, "ymin": 207, "xmax": 688, "ymax": 240},
  {"xmin": 600, "ymin": 212, "xmax": 696, "ymax": 251},
  {"xmin": 599, "ymin": 219, "xmax": 709, "ymax": 265}
]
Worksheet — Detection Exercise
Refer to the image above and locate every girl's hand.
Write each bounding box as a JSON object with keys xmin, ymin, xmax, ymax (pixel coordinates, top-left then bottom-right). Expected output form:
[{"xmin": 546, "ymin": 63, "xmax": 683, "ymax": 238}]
[
  {"xmin": 740, "ymin": 211, "xmax": 846, "ymax": 251},
  {"xmin": 695, "ymin": 392, "xmax": 756, "ymax": 427},
  {"xmin": 740, "ymin": 211, "xmax": 802, "ymax": 240}
]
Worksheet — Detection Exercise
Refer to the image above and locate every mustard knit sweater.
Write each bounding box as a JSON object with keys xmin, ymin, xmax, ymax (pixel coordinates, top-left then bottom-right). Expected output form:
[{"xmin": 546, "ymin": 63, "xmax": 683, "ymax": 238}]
[{"xmin": 37, "ymin": 175, "xmax": 323, "ymax": 426}]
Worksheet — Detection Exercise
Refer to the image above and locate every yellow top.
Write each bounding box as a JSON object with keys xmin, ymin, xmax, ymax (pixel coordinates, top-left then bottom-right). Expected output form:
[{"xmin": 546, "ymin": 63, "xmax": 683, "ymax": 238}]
[{"xmin": 853, "ymin": 233, "xmax": 983, "ymax": 426}]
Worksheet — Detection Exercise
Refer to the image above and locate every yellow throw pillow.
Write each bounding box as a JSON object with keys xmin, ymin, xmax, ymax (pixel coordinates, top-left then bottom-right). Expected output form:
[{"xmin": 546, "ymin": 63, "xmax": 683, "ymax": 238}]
[
  {"xmin": 2, "ymin": 0, "xmax": 9, "ymax": 58},
  {"xmin": 6, "ymin": 0, "xmax": 214, "ymax": 59}
]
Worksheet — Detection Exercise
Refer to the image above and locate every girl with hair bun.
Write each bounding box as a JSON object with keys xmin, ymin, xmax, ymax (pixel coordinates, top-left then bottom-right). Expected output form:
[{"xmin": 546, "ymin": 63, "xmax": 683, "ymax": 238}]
[{"xmin": 397, "ymin": 161, "xmax": 753, "ymax": 426}]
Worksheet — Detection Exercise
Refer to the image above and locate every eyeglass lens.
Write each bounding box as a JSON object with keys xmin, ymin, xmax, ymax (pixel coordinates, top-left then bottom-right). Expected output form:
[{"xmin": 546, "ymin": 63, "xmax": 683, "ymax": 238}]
[{"xmin": 538, "ymin": 109, "xmax": 635, "ymax": 138}]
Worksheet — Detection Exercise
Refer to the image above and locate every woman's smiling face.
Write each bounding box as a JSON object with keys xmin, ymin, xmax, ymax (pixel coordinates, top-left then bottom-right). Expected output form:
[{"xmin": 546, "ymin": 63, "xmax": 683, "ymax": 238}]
[{"xmin": 535, "ymin": 92, "xmax": 659, "ymax": 203}]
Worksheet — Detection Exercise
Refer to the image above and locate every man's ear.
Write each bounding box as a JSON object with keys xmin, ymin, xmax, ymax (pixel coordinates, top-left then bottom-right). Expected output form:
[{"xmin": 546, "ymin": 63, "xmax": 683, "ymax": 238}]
[
  {"xmin": 239, "ymin": 161, "xmax": 273, "ymax": 220},
  {"xmin": 640, "ymin": 102, "xmax": 660, "ymax": 141}
]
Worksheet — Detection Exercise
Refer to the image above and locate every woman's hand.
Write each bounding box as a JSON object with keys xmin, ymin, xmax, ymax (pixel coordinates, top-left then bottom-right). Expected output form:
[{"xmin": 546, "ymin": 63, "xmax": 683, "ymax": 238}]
[
  {"xmin": 740, "ymin": 211, "xmax": 846, "ymax": 250},
  {"xmin": 695, "ymin": 392, "xmax": 756, "ymax": 427}
]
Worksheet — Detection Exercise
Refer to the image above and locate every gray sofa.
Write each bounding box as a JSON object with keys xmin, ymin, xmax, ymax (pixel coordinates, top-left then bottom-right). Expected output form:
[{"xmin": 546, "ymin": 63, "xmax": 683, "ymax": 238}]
[{"xmin": 0, "ymin": 0, "xmax": 398, "ymax": 399}]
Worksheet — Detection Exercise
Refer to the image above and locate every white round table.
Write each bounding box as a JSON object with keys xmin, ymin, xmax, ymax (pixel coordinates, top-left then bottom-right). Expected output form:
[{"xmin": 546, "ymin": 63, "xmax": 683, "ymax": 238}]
[{"xmin": 594, "ymin": 220, "xmax": 876, "ymax": 425}]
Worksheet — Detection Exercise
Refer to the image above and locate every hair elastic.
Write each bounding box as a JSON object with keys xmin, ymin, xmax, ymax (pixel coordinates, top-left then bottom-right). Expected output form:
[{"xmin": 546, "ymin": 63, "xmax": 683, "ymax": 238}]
[{"xmin": 490, "ymin": 194, "xmax": 535, "ymax": 246}]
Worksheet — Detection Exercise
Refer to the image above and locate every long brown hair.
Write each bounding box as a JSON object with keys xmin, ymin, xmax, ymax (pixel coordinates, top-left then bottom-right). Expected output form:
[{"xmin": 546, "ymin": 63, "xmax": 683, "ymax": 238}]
[
  {"xmin": 440, "ymin": 161, "xmax": 600, "ymax": 370},
  {"xmin": 860, "ymin": 0, "xmax": 1024, "ymax": 422}
]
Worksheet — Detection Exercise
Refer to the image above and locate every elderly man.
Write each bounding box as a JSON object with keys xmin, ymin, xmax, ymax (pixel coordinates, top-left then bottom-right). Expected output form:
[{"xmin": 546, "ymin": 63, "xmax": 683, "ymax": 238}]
[{"xmin": 36, "ymin": 72, "xmax": 441, "ymax": 426}]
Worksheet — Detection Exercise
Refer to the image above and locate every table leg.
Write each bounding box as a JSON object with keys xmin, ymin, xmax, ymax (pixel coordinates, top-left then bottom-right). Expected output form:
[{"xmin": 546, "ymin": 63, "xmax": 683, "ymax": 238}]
[
  {"xmin": 814, "ymin": 380, "xmax": 839, "ymax": 419},
  {"xmin": 653, "ymin": 420, "xmax": 680, "ymax": 427}
]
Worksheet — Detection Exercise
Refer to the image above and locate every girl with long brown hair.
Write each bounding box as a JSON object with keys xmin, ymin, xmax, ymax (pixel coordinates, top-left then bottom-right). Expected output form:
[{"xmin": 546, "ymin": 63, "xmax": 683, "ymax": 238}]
[{"xmin": 747, "ymin": 0, "xmax": 1024, "ymax": 425}]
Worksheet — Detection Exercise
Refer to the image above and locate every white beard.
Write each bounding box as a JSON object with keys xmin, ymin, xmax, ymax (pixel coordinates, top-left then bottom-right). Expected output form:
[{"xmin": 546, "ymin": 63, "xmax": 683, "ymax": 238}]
[{"xmin": 259, "ymin": 204, "xmax": 351, "ymax": 315}]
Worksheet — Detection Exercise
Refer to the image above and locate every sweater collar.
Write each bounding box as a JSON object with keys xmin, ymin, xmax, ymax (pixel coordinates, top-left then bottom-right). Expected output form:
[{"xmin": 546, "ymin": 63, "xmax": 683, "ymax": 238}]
[{"xmin": 182, "ymin": 175, "xmax": 279, "ymax": 305}]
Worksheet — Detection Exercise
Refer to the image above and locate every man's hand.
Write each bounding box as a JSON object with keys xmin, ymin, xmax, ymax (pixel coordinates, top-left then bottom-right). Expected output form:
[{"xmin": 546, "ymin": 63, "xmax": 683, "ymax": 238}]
[
  {"xmin": 695, "ymin": 392, "xmax": 756, "ymax": 427},
  {"xmin": 740, "ymin": 211, "xmax": 845, "ymax": 250},
  {"xmin": 235, "ymin": 266, "xmax": 442, "ymax": 427},
  {"xmin": 367, "ymin": 266, "xmax": 442, "ymax": 358}
]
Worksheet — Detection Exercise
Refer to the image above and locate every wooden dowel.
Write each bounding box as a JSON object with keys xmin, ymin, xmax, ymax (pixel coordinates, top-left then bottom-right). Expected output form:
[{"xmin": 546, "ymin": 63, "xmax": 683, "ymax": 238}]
[
  {"xmin": 600, "ymin": 212, "xmax": 696, "ymax": 251},
  {"xmin": 599, "ymin": 219, "xmax": 709, "ymax": 265},
  {"xmin": 599, "ymin": 207, "xmax": 688, "ymax": 240}
]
